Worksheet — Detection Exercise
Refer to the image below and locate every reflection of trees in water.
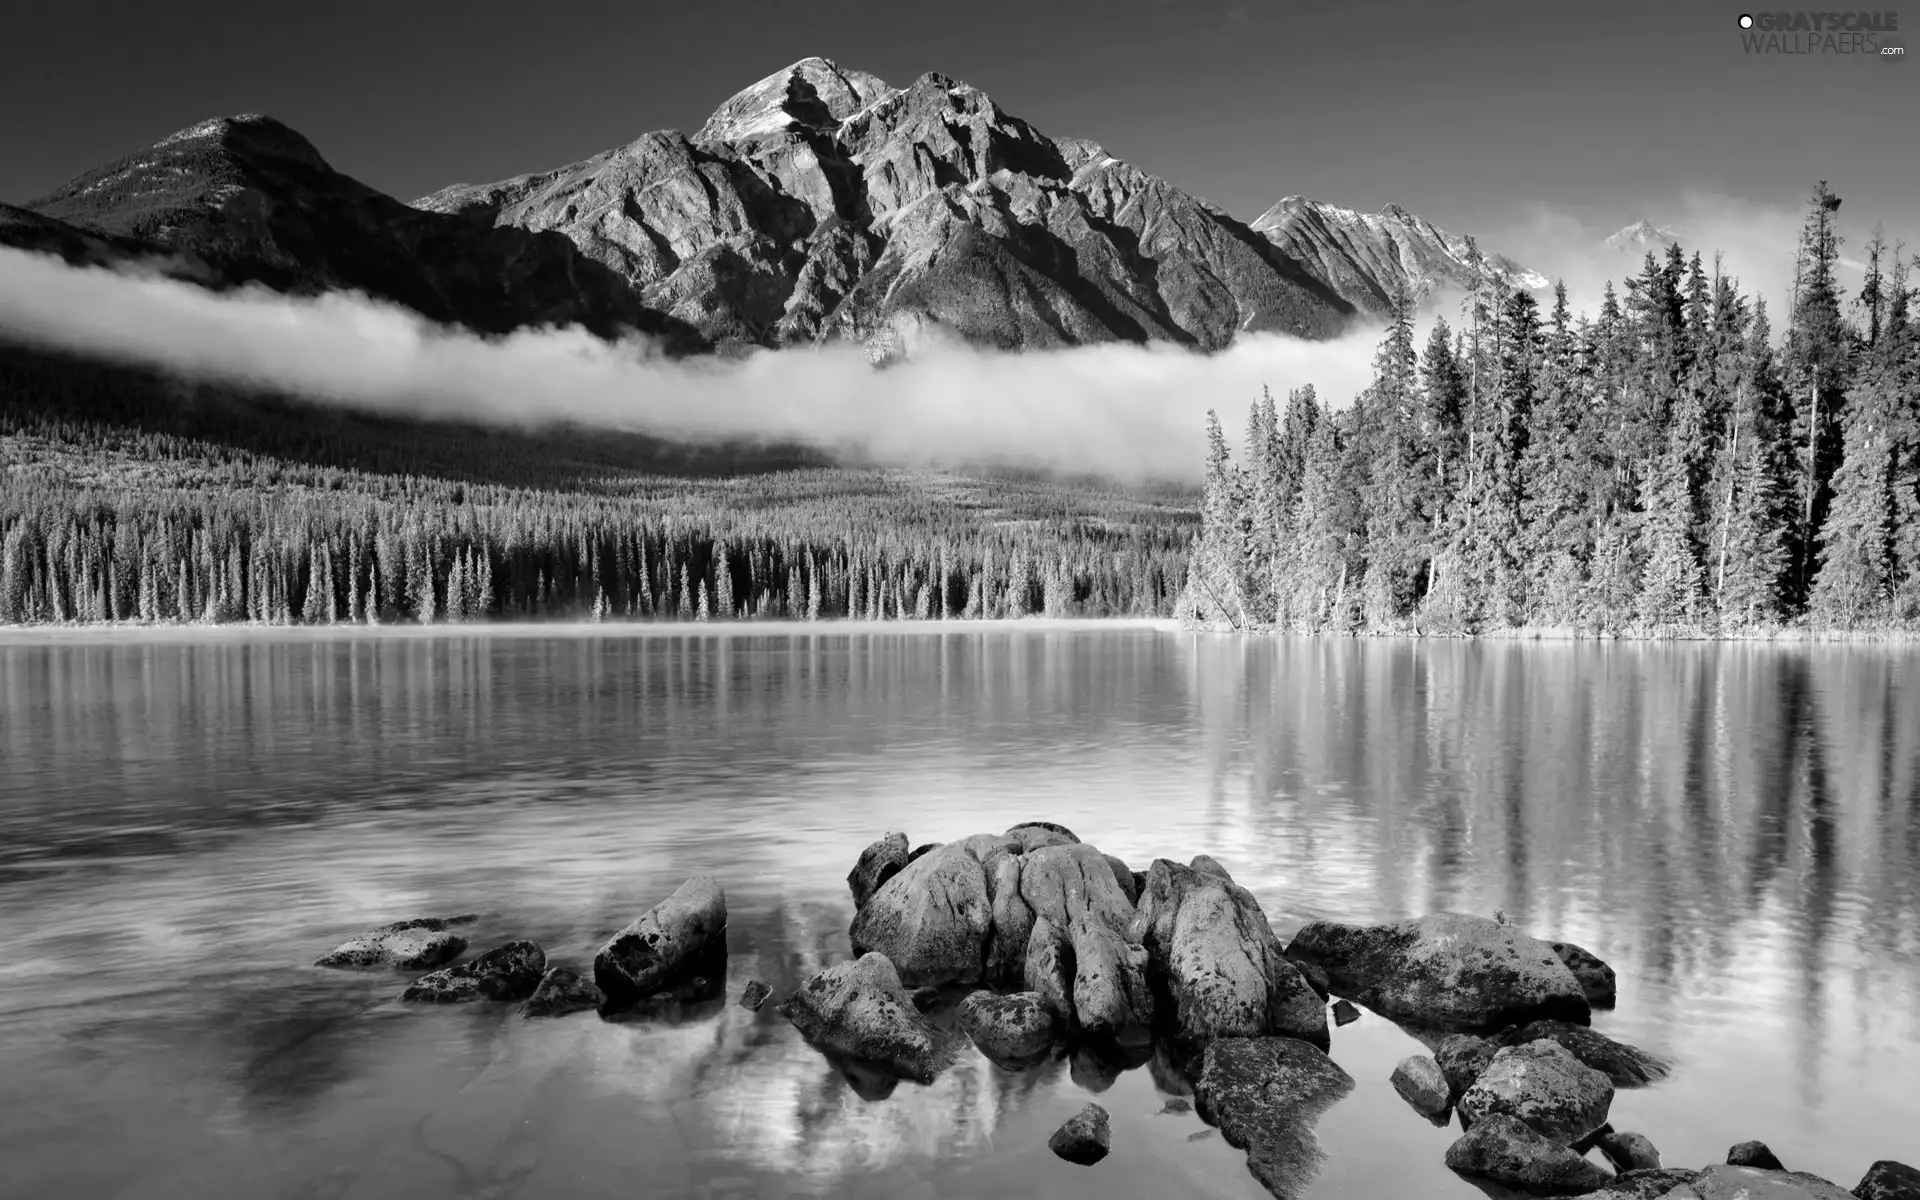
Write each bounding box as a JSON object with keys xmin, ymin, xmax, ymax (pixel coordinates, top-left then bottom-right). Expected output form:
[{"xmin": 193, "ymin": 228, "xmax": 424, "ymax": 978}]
[{"xmin": 1187, "ymin": 639, "xmax": 1920, "ymax": 1043}]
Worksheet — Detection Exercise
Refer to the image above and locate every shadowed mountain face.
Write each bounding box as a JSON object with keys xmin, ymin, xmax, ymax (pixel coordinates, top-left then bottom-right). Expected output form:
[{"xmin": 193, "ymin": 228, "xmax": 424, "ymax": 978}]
[
  {"xmin": 13, "ymin": 115, "xmax": 705, "ymax": 349},
  {"xmin": 7, "ymin": 59, "xmax": 1544, "ymax": 357}
]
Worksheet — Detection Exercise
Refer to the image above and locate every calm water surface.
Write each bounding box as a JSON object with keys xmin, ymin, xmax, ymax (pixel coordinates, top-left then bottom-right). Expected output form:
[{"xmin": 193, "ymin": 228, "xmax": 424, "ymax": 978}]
[{"xmin": 1, "ymin": 626, "xmax": 1917, "ymax": 1200}]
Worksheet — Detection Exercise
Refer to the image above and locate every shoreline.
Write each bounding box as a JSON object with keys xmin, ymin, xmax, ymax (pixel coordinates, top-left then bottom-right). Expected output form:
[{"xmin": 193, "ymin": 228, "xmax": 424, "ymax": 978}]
[{"xmin": 0, "ymin": 616, "xmax": 1187, "ymax": 645}]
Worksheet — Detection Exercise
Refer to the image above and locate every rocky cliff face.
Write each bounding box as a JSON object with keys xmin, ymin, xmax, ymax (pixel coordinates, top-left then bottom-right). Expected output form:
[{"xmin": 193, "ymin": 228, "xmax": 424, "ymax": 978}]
[
  {"xmin": 9, "ymin": 58, "xmax": 1546, "ymax": 357},
  {"xmin": 1251, "ymin": 196, "xmax": 1551, "ymax": 314},
  {"xmin": 14, "ymin": 114, "xmax": 702, "ymax": 347},
  {"xmin": 415, "ymin": 59, "xmax": 1372, "ymax": 356}
]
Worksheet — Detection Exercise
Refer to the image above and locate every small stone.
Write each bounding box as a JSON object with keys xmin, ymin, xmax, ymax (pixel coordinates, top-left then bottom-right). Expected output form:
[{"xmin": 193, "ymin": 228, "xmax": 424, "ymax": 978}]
[
  {"xmin": 520, "ymin": 966, "xmax": 605, "ymax": 1018},
  {"xmin": 1391, "ymin": 1054, "xmax": 1451, "ymax": 1116},
  {"xmin": 1549, "ymin": 940, "xmax": 1617, "ymax": 1009},
  {"xmin": 315, "ymin": 916, "xmax": 472, "ymax": 970},
  {"xmin": 1159, "ymin": 1097, "xmax": 1192, "ymax": 1115},
  {"xmin": 739, "ymin": 980, "xmax": 772, "ymax": 1011},
  {"xmin": 1187, "ymin": 1129, "xmax": 1215, "ymax": 1142},
  {"xmin": 1436, "ymin": 1033, "xmax": 1499, "ymax": 1105},
  {"xmin": 1855, "ymin": 1160, "xmax": 1920, "ymax": 1200},
  {"xmin": 1728, "ymin": 1140, "xmax": 1786, "ymax": 1171},
  {"xmin": 1458, "ymin": 1039, "xmax": 1612, "ymax": 1145},
  {"xmin": 403, "ymin": 940, "xmax": 546, "ymax": 1003},
  {"xmin": 1597, "ymin": 1129, "xmax": 1662, "ymax": 1172},
  {"xmin": 1049, "ymin": 1103, "xmax": 1111, "ymax": 1165},
  {"xmin": 957, "ymin": 990, "xmax": 1058, "ymax": 1064},
  {"xmin": 1331, "ymin": 998, "xmax": 1359, "ymax": 1025}
]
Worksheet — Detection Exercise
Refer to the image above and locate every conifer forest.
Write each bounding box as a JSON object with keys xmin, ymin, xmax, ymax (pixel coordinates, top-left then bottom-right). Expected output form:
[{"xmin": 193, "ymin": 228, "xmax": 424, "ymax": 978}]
[
  {"xmin": 1179, "ymin": 184, "xmax": 1920, "ymax": 637},
  {"xmin": 3, "ymin": 184, "xmax": 1917, "ymax": 636}
]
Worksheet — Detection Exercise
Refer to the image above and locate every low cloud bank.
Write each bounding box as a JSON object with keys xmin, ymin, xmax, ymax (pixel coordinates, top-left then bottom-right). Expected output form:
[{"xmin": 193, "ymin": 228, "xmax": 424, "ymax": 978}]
[{"xmin": 0, "ymin": 246, "xmax": 1384, "ymax": 482}]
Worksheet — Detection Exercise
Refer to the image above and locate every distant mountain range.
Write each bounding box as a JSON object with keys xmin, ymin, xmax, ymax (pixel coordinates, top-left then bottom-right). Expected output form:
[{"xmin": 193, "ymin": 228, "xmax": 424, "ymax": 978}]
[
  {"xmin": 1603, "ymin": 220, "xmax": 1684, "ymax": 254},
  {"xmin": 5, "ymin": 57, "xmax": 1553, "ymax": 358}
]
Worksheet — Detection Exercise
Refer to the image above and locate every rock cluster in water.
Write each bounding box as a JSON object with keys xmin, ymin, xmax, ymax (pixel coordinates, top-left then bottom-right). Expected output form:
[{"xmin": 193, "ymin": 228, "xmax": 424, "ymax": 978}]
[{"xmin": 308, "ymin": 823, "xmax": 1915, "ymax": 1200}]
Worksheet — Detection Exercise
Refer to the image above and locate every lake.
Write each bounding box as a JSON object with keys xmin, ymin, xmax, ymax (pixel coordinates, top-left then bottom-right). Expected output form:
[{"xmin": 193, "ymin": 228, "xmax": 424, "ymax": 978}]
[{"xmin": 1, "ymin": 625, "xmax": 1916, "ymax": 1200}]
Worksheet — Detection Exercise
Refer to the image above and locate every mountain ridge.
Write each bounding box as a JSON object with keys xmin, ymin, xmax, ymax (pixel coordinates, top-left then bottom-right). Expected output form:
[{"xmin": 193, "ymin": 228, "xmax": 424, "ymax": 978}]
[{"xmin": 7, "ymin": 57, "xmax": 1551, "ymax": 358}]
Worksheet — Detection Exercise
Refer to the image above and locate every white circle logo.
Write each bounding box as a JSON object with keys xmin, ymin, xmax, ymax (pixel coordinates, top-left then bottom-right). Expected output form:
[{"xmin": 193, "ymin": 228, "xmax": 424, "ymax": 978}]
[{"xmin": 1739, "ymin": 13, "xmax": 1754, "ymax": 27}]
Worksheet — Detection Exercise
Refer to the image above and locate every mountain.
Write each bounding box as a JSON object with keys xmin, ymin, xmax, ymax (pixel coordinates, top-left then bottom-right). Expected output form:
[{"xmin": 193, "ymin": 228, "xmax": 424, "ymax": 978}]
[
  {"xmin": 1251, "ymin": 196, "xmax": 1550, "ymax": 313},
  {"xmin": 10, "ymin": 114, "xmax": 703, "ymax": 347},
  {"xmin": 1603, "ymin": 220, "xmax": 1682, "ymax": 254},
  {"xmin": 7, "ymin": 58, "xmax": 1545, "ymax": 358}
]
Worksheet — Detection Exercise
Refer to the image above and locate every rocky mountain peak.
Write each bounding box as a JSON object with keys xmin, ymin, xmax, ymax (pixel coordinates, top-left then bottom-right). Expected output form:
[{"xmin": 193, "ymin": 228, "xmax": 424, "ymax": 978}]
[
  {"xmin": 695, "ymin": 57, "xmax": 894, "ymax": 145},
  {"xmin": 1603, "ymin": 219, "xmax": 1681, "ymax": 252}
]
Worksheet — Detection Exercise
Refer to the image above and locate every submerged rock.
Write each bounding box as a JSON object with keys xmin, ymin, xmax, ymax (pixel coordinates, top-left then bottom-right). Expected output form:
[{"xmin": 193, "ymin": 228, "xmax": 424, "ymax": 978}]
[
  {"xmin": 521, "ymin": 966, "xmax": 605, "ymax": 1018},
  {"xmin": 1854, "ymin": 1160, "xmax": 1920, "ymax": 1200},
  {"xmin": 1728, "ymin": 1141, "xmax": 1787, "ymax": 1171},
  {"xmin": 403, "ymin": 940, "xmax": 546, "ymax": 1003},
  {"xmin": 909, "ymin": 985, "xmax": 943, "ymax": 1013},
  {"xmin": 958, "ymin": 989, "xmax": 1058, "ymax": 1065},
  {"xmin": 1595, "ymin": 1129, "xmax": 1661, "ymax": 1172},
  {"xmin": 850, "ymin": 842, "xmax": 994, "ymax": 987},
  {"xmin": 1130, "ymin": 858, "xmax": 1328, "ymax": 1052},
  {"xmin": 1445, "ymin": 1113, "xmax": 1613, "ymax": 1195},
  {"xmin": 738, "ymin": 979, "xmax": 772, "ymax": 1011},
  {"xmin": 1192, "ymin": 1036, "xmax": 1355, "ymax": 1199},
  {"xmin": 594, "ymin": 875, "xmax": 728, "ymax": 1009},
  {"xmin": 1493, "ymin": 1019, "xmax": 1671, "ymax": 1087},
  {"xmin": 1458, "ymin": 1039, "xmax": 1613, "ymax": 1145},
  {"xmin": 1570, "ymin": 1168, "xmax": 1706, "ymax": 1199},
  {"xmin": 1549, "ymin": 941, "xmax": 1617, "ymax": 1009},
  {"xmin": 1331, "ymin": 998, "xmax": 1358, "ymax": 1025},
  {"xmin": 1687, "ymin": 1164, "xmax": 1855, "ymax": 1199},
  {"xmin": 1438, "ymin": 1034, "xmax": 1501, "ymax": 1105},
  {"xmin": 315, "ymin": 916, "xmax": 473, "ymax": 970},
  {"xmin": 1391, "ymin": 1054, "xmax": 1451, "ymax": 1117},
  {"xmin": 848, "ymin": 832, "xmax": 910, "ymax": 910},
  {"xmin": 776, "ymin": 952, "xmax": 943, "ymax": 1083},
  {"xmin": 1285, "ymin": 912, "xmax": 1591, "ymax": 1032},
  {"xmin": 1049, "ymin": 1103, "xmax": 1111, "ymax": 1165}
]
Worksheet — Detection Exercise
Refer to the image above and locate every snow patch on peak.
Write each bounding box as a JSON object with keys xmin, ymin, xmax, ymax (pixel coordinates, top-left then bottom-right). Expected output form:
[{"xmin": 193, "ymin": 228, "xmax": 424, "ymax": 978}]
[{"xmin": 1603, "ymin": 219, "xmax": 1682, "ymax": 252}]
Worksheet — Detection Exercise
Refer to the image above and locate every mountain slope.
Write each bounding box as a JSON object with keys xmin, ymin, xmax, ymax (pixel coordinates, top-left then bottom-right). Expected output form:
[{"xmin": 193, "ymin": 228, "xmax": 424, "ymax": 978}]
[
  {"xmin": 1252, "ymin": 196, "xmax": 1550, "ymax": 313},
  {"xmin": 417, "ymin": 61, "xmax": 1365, "ymax": 355},
  {"xmin": 1603, "ymin": 219, "xmax": 1683, "ymax": 254},
  {"xmin": 14, "ymin": 115, "xmax": 702, "ymax": 346}
]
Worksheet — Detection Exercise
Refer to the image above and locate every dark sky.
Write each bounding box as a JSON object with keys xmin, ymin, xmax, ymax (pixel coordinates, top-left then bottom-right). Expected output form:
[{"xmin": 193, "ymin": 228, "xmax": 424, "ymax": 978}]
[{"xmin": 3, "ymin": 0, "xmax": 1914, "ymax": 239}]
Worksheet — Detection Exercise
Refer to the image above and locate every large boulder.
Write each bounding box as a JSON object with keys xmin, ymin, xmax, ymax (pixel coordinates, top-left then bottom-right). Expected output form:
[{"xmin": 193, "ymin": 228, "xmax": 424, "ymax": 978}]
[
  {"xmin": 520, "ymin": 966, "xmax": 606, "ymax": 1018},
  {"xmin": 1391, "ymin": 1054, "xmax": 1451, "ymax": 1117},
  {"xmin": 848, "ymin": 832, "xmax": 910, "ymax": 910},
  {"xmin": 1285, "ymin": 912, "xmax": 1591, "ymax": 1031},
  {"xmin": 594, "ymin": 875, "xmax": 728, "ymax": 1008},
  {"xmin": 1437, "ymin": 1033, "xmax": 1500, "ymax": 1105},
  {"xmin": 1191, "ymin": 1037, "xmax": 1355, "ymax": 1199},
  {"xmin": 1459, "ymin": 1039, "xmax": 1613, "ymax": 1145},
  {"xmin": 776, "ymin": 952, "xmax": 944, "ymax": 1083},
  {"xmin": 1550, "ymin": 941, "xmax": 1617, "ymax": 1009},
  {"xmin": 957, "ymin": 990, "xmax": 1058, "ymax": 1066},
  {"xmin": 1130, "ymin": 858, "xmax": 1329, "ymax": 1052},
  {"xmin": 1068, "ymin": 917, "xmax": 1154, "ymax": 1038},
  {"xmin": 1049, "ymin": 1103, "xmax": 1112, "ymax": 1165},
  {"xmin": 1445, "ymin": 1113, "xmax": 1614, "ymax": 1195},
  {"xmin": 1684, "ymin": 1164, "xmax": 1856, "ymax": 1199},
  {"xmin": 1854, "ymin": 1161, "xmax": 1920, "ymax": 1200},
  {"xmin": 403, "ymin": 940, "xmax": 546, "ymax": 1003},
  {"xmin": 1493, "ymin": 1019, "xmax": 1671, "ymax": 1087},
  {"xmin": 849, "ymin": 842, "xmax": 994, "ymax": 987},
  {"xmin": 1025, "ymin": 915, "xmax": 1078, "ymax": 1031},
  {"xmin": 982, "ymin": 849, "xmax": 1034, "ymax": 990},
  {"xmin": 1019, "ymin": 842, "xmax": 1137, "ymax": 936},
  {"xmin": 315, "ymin": 916, "xmax": 473, "ymax": 970}
]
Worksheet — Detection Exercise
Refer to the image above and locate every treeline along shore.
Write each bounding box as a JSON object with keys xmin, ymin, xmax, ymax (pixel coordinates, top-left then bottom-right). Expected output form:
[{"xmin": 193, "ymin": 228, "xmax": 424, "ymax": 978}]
[
  {"xmin": 0, "ymin": 347, "xmax": 1192, "ymax": 627},
  {"xmin": 1179, "ymin": 184, "xmax": 1920, "ymax": 638}
]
